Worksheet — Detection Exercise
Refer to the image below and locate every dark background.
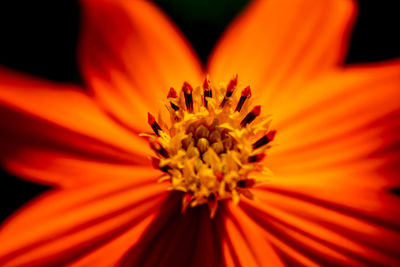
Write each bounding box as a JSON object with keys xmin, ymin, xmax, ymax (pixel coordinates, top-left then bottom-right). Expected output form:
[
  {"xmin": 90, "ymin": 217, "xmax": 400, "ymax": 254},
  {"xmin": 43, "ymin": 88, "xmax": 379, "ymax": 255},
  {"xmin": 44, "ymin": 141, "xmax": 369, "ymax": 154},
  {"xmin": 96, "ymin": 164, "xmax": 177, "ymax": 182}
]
[{"xmin": 0, "ymin": 0, "xmax": 399, "ymax": 224}]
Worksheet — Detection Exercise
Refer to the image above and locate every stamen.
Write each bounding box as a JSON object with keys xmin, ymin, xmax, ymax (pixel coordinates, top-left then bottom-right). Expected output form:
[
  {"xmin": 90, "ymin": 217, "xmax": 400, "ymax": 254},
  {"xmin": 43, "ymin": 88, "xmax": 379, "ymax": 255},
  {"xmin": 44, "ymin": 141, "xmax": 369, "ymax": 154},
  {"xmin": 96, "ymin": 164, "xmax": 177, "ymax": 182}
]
[
  {"xmin": 240, "ymin": 105, "xmax": 261, "ymax": 128},
  {"xmin": 147, "ymin": 113, "xmax": 162, "ymax": 136},
  {"xmin": 252, "ymin": 130, "xmax": 277, "ymax": 149},
  {"xmin": 167, "ymin": 87, "xmax": 177, "ymax": 98},
  {"xmin": 167, "ymin": 87, "xmax": 179, "ymax": 111},
  {"xmin": 203, "ymin": 77, "xmax": 212, "ymax": 107},
  {"xmin": 150, "ymin": 141, "xmax": 169, "ymax": 158},
  {"xmin": 248, "ymin": 153, "xmax": 265, "ymax": 163},
  {"xmin": 237, "ymin": 178, "xmax": 255, "ymax": 188},
  {"xmin": 235, "ymin": 86, "xmax": 251, "ymax": 112},
  {"xmin": 220, "ymin": 75, "xmax": 238, "ymax": 108},
  {"xmin": 182, "ymin": 82, "xmax": 193, "ymax": 112}
]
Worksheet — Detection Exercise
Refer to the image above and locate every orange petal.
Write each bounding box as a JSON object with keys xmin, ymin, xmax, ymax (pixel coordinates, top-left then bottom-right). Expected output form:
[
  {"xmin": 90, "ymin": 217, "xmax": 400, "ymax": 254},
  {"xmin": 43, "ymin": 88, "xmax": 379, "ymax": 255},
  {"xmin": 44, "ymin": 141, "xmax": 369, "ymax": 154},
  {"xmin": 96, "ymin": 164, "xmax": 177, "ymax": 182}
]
[
  {"xmin": 79, "ymin": 0, "xmax": 203, "ymax": 132},
  {"xmin": 119, "ymin": 192, "xmax": 225, "ymax": 267},
  {"xmin": 0, "ymin": 67, "xmax": 151, "ymax": 187},
  {"xmin": 0, "ymin": 170, "xmax": 167, "ymax": 266},
  {"xmin": 267, "ymin": 60, "xmax": 400, "ymax": 188},
  {"xmin": 208, "ymin": 0, "xmax": 356, "ymax": 96},
  {"xmin": 4, "ymin": 150, "xmax": 159, "ymax": 188},
  {"xmin": 223, "ymin": 203, "xmax": 284, "ymax": 267},
  {"xmin": 238, "ymin": 184, "xmax": 400, "ymax": 266}
]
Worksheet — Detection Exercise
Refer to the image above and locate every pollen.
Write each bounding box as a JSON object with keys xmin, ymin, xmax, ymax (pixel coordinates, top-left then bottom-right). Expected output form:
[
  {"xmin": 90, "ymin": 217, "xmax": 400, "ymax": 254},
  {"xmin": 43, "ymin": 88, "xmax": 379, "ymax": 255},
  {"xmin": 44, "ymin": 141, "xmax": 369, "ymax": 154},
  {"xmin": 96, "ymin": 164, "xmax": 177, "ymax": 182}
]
[{"xmin": 142, "ymin": 75, "xmax": 276, "ymax": 218}]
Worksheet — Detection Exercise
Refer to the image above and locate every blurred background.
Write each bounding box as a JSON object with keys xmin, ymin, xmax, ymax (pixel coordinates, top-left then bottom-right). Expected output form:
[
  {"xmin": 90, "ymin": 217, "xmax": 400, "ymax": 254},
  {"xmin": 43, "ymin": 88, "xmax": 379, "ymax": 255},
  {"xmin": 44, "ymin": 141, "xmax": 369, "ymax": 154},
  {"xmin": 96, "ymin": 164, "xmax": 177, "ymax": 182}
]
[{"xmin": 0, "ymin": 0, "xmax": 399, "ymax": 223}]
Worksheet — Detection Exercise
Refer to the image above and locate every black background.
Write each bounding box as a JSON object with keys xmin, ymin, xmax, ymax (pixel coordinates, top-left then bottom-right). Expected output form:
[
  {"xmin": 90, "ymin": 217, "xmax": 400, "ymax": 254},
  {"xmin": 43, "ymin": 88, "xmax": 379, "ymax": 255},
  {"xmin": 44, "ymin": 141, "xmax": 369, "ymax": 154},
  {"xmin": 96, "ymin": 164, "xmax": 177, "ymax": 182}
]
[{"xmin": 0, "ymin": 0, "xmax": 399, "ymax": 224}]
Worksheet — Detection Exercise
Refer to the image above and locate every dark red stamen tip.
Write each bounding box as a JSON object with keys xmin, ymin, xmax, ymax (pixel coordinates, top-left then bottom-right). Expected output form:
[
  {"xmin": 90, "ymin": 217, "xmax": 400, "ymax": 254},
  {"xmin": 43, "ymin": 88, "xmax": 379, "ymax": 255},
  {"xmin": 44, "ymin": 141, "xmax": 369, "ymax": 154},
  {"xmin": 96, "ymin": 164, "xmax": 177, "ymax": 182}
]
[
  {"xmin": 220, "ymin": 75, "xmax": 238, "ymax": 108},
  {"xmin": 167, "ymin": 87, "xmax": 177, "ymax": 98},
  {"xmin": 216, "ymin": 172, "xmax": 224, "ymax": 182},
  {"xmin": 248, "ymin": 153, "xmax": 265, "ymax": 163},
  {"xmin": 227, "ymin": 74, "xmax": 238, "ymax": 93},
  {"xmin": 147, "ymin": 112, "xmax": 156, "ymax": 125},
  {"xmin": 182, "ymin": 82, "xmax": 194, "ymax": 112},
  {"xmin": 267, "ymin": 130, "xmax": 277, "ymax": 141},
  {"xmin": 241, "ymin": 86, "xmax": 251, "ymax": 97},
  {"xmin": 237, "ymin": 178, "xmax": 255, "ymax": 188},
  {"xmin": 252, "ymin": 130, "xmax": 277, "ymax": 149},
  {"xmin": 148, "ymin": 112, "xmax": 162, "ymax": 136},
  {"xmin": 203, "ymin": 77, "xmax": 211, "ymax": 90},
  {"xmin": 252, "ymin": 105, "xmax": 261, "ymax": 116},
  {"xmin": 235, "ymin": 86, "xmax": 252, "ymax": 112},
  {"xmin": 182, "ymin": 81, "xmax": 193, "ymax": 93},
  {"xmin": 240, "ymin": 106, "xmax": 261, "ymax": 127},
  {"xmin": 203, "ymin": 78, "xmax": 212, "ymax": 107}
]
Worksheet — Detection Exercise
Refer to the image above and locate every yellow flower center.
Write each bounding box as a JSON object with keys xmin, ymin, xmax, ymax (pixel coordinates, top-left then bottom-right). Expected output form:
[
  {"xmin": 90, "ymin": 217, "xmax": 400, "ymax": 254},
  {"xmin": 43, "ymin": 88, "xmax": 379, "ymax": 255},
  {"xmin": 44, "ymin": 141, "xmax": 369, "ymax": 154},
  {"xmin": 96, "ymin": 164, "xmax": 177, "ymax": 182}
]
[{"xmin": 142, "ymin": 75, "xmax": 276, "ymax": 218}]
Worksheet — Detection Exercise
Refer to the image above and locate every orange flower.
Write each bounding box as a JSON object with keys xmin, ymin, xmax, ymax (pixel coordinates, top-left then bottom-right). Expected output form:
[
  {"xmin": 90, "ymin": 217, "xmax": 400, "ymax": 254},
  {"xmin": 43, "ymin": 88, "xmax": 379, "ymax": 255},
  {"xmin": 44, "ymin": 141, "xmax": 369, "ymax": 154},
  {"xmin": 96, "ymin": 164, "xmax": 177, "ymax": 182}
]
[{"xmin": 0, "ymin": 0, "xmax": 400, "ymax": 266}]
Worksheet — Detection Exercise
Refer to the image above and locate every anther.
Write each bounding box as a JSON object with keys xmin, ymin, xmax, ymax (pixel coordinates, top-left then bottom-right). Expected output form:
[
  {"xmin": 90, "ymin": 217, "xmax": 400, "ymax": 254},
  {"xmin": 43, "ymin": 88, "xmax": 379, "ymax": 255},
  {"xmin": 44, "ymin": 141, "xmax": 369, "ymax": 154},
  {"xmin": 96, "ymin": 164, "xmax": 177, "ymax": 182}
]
[
  {"xmin": 148, "ymin": 113, "xmax": 162, "ymax": 136},
  {"xmin": 220, "ymin": 75, "xmax": 238, "ymax": 108},
  {"xmin": 252, "ymin": 130, "xmax": 277, "ymax": 149},
  {"xmin": 203, "ymin": 77, "xmax": 212, "ymax": 107},
  {"xmin": 240, "ymin": 105, "xmax": 261, "ymax": 128},
  {"xmin": 237, "ymin": 178, "xmax": 255, "ymax": 188},
  {"xmin": 235, "ymin": 86, "xmax": 251, "ymax": 112},
  {"xmin": 167, "ymin": 87, "xmax": 177, "ymax": 98},
  {"xmin": 227, "ymin": 74, "xmax": 238, "ymax": 94},
  {"xmin": 167, "ymin": 87, "xmax": 179, "ymax": 111},
  {"xmin": 247, "ymin": 153, "xmax": 265, "ymax": 163},
  {"xmin": 182, "ymin": 82, "xmax": 194, "ymax": 112},
  {"xmin": 150, "ymin": 141, "xmax": 169, "ymax": 158}
]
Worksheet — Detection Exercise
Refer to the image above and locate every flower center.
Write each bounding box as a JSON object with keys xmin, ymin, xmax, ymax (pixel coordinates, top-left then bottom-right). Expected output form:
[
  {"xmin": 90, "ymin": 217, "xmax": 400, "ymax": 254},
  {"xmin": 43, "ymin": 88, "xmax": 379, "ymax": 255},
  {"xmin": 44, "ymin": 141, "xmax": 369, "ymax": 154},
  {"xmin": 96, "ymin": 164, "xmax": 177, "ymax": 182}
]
[{"xmin": 143, "ymin": 75, "xmax": 276, "ymax": 218}]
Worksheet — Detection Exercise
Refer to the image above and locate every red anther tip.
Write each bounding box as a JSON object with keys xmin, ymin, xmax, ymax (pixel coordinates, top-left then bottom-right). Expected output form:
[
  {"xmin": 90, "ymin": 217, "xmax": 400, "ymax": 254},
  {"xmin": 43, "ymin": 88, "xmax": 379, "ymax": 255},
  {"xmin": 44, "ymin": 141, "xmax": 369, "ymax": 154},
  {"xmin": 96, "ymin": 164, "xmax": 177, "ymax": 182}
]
[
  {"xmin": 227, "ymin": 74, "xmax": 238, "ymax": 92},
  {"xmin": 267, "ymin": 130, "xmax": 277, "ymax": 141},
  {"xmin": 255, "ymin": 153, "xmax": 266, "ymax": 161},
  {"xmin": 216, "ymin": 172, "xmax": 224, "ymax": 182},
  {"xmin": 167, "ymin": 87, "xmax": 177, "ymax": 98},
  {"xmin": 182, "ymin": 81, "xmax": 193, "ymax": 93},
  {"xmin": 241, "ymin": 86, "xmax": 251, "ymax": 97},
  {"xmin": 203, "ymin": 77, "xmax": 211, "ymax": 90},
  {"xmin": 147, "ymin": 112, "xmax": 156, "ymax": 124},
  {"xmin": 252, "ymin": 105, "xmax": 261, "ymax": 116}
]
